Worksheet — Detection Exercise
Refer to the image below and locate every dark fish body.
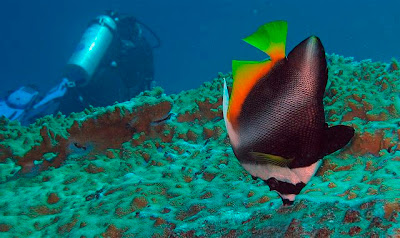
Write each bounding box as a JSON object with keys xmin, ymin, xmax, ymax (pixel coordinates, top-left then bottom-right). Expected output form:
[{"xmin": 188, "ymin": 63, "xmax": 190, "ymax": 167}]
[{"xmin": 223, "ymin": 21, "xmax": 354, "ymax": 205}]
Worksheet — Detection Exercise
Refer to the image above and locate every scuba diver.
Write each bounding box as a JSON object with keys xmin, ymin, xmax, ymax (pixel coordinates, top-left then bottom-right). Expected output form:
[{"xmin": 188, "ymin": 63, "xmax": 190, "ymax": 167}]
[
  {"xmin": 0, "ymin": 81, "xmax": 69, "ymax": 124},
  {"xmin": 0, "ymin": 10, "xmax": 160, "ymax": 125}
]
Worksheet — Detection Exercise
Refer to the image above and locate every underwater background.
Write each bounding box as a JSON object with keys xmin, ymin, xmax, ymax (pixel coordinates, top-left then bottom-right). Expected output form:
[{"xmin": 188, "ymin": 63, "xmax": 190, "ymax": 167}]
[
  {"xmin": 1, "ymin": 0, "xmax": 400, "ymax": 237},
  {"xmin": 1, "ymin": 0, "xmax": 399, "ymax": 94}
]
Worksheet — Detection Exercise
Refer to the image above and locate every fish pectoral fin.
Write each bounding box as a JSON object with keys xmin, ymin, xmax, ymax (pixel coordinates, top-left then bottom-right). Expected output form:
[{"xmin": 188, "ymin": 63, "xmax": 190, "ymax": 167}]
[
  {"xmin": 322, "ymin": 125, "xmax": 355, "ymax": 156},
  {"xmin": 249, "ymin": 152, "xmax": 293, "ymax": 167},
  {"xmin": 243, "ymin": 20, "xmax": 287, "ymax": 61}
]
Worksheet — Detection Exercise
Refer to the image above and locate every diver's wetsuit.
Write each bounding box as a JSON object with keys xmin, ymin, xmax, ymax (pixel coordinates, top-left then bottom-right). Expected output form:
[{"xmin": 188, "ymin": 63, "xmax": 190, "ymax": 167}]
[{"xmin": 58, "ymin": 15, "xmax": 154, "ymax": 115}]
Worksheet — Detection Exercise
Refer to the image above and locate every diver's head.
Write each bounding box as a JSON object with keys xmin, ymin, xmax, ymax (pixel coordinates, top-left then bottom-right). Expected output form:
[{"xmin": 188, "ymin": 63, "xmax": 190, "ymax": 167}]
[{"xmin": 6, "ymin": 86, "xmax": 39, "ymax": 109}]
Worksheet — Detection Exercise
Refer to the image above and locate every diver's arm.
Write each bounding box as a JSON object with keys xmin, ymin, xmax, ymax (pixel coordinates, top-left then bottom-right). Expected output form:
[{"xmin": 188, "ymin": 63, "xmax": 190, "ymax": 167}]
[
  {"xmin": 32, "ymin": 78, "xmax": 72, "ymax": 110},
  {"xmin": 21, "ymin": 78, "xmax": 74, "ymax": 124}
]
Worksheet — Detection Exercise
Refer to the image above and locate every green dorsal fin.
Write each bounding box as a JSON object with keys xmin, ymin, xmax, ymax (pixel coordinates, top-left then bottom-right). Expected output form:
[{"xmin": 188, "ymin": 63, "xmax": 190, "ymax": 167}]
[
  {"xmin": 243, "ymin": 20, "xmax": 287, "ymax": 61},
  {"xmin": 249, "ymin": 152, "xmax": 293, "ymax": 167}
]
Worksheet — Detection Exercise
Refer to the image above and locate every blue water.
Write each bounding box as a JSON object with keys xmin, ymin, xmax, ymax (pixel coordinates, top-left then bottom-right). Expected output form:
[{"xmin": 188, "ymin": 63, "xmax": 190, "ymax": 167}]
[{"xmin": 1, "ymin": 0, "xmax": 399, "ymax": 95}]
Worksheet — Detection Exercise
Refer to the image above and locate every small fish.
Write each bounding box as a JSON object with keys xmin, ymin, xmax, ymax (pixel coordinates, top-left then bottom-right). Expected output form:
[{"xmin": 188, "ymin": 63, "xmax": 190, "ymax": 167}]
[{"xmin": 223, "ymin": 21, "xmax": 354, "ymax": 205}]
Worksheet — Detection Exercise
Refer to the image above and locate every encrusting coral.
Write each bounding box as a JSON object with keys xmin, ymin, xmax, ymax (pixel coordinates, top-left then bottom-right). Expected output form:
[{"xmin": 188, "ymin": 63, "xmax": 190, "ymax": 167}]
[
  {"xmin": 1, "ymin": 89, "xmax": 173, "ymax": 178},
  {"xmin": 0, "ymin": 54, "xmax": 400, "ymax": 237}
]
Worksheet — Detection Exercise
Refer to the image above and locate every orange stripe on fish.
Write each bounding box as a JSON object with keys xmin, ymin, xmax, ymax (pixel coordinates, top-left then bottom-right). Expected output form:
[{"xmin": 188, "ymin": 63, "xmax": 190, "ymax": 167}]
[
  {"xmin": 227, "ymin": 21, "xmax": 288, "ymax": 127},
  {"xmin": 228, "ymin": 59, "xmax": 273, "ymax": 126}
]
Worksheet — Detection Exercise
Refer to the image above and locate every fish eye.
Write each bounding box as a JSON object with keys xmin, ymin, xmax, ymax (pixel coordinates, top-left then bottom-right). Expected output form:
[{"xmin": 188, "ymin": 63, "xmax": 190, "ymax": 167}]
[{"xmin": 266, "ymin": 178, "xmax": 279, "ymax": 190}]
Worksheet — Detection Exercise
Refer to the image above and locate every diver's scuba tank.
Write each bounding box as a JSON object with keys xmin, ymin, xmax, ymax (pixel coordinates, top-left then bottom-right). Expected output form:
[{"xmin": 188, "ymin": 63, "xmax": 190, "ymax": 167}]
[{"xmin": 63, "ymin": 15, "xmax": 117, "ymax": 87}]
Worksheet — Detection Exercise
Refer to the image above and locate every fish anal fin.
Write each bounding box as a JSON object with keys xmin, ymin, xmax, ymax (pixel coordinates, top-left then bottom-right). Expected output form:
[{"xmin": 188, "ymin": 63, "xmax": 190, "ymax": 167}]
[
  {"xmin": 243, "ymin": 20, "xmax": 287, "ymax": 61},
  {"xmin": 228, "ymin": 60, "xmax": 272, "ymax": 125},
  {"xmin": 322, "ymin": 125, "xmax": 355, "ymax": 156},
  {"xmin": 249, "ymin": 152, "xmax": 293, "ymax": 167}
]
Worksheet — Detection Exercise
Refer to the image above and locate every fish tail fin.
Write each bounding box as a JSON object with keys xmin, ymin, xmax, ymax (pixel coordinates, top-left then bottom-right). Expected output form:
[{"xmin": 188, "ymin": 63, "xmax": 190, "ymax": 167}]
[{"xmin": 243, "ymin": 20, "xmax": 287, "ymax": 61}]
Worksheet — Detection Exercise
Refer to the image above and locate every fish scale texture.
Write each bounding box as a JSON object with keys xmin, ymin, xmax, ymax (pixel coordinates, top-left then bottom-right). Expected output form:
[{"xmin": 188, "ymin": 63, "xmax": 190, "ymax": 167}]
[
  {"xmin": 0, "ymin": 54, "xmax": 399, "ymax": 237},
  {"xmin": 237, "ymin": 59, "xmax": 325, "ymax": 167}
]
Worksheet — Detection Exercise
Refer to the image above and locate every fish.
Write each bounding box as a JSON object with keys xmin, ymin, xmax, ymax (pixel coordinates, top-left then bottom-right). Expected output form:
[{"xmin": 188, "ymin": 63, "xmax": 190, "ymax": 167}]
[{"xmin": 223, "ymin": 21, "xmax": 354, "ymax": 205}]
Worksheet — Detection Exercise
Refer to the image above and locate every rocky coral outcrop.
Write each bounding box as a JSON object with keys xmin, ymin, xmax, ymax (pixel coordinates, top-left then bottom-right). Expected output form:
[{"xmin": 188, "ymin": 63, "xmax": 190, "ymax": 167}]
[{"xmin": 0, "ymin": 55, "xmax": 400, "ymax": 237}]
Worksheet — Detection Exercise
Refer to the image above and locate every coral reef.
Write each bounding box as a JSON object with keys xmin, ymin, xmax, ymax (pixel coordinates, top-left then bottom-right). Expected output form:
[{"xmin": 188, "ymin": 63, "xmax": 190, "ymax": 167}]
[{"xmin": 0, "ymin": 54, "xmax": 400, "ymax": 237}]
